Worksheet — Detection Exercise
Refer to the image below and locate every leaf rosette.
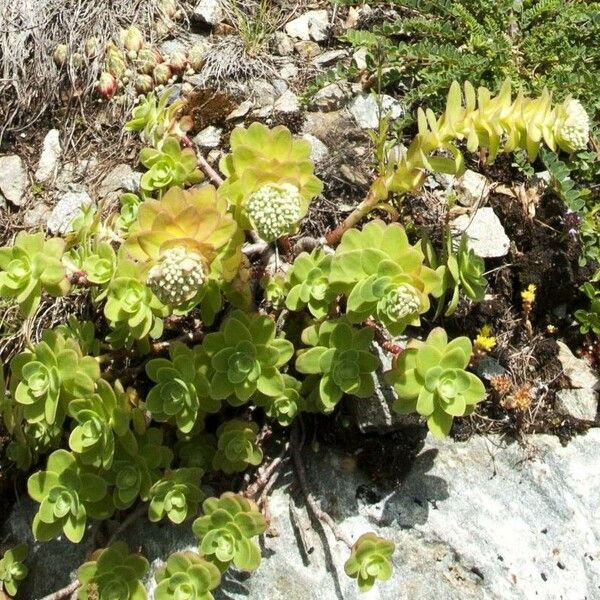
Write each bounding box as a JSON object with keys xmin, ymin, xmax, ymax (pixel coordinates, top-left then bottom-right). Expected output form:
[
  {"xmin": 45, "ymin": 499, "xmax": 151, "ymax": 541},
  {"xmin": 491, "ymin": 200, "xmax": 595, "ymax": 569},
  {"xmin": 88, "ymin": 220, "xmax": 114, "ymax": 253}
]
[
  {"xmin": 192, "ymin": 493, "xmax": 266, "ymax": 572},
  {"xmin": 154, "ymin": 552, "xmax": 221, "ymax": 600},
  {"xmin": 385, "ymin": 327, "xmax": 486, "ymax": 437},
  {"xmin": 212, "ymin": 420, "xmax": 263, "ymax": 474},
  {"xmin": 344, "ymin": 533, "xmax": 395, "ymax": 593}
]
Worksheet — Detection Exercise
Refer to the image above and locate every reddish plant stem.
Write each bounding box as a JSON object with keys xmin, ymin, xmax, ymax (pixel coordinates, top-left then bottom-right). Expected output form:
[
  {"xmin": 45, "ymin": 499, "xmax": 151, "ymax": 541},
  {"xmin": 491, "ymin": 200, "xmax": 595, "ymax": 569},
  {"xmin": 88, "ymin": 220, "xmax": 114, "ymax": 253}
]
[
  {"xmin": 325, "ymin": 189, "xmax": 380, "ymax": 246},
  {"xmin": 244, "ymin": 442, "xmax": 290, "ymax": 499},
  {"xmin": 39, "ymin": 580, "xmax": 80, "ymax": 600},
  {"xmin": 196, "ymin": 152, "xmax": 224, "ymax": 186}
]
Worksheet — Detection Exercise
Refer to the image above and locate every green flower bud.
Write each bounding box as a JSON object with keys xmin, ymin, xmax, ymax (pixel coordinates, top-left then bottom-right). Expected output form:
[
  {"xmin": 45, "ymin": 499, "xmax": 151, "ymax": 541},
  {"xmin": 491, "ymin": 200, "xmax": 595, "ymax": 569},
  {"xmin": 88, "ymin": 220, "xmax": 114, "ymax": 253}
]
[
  {"xmin": 153, "ymin": 63, "xmax": 172, "ymax": 85},
  {"xmin": 378, "ymin": 284, "xmax": 421, "ymax": 322},
  {"xmin": 147, "ymin": 247, "xmax": 207, "ymax": 306},
  {"xmin": 246, "ymin": 183, "xmax": 303, "ymax": 241}
]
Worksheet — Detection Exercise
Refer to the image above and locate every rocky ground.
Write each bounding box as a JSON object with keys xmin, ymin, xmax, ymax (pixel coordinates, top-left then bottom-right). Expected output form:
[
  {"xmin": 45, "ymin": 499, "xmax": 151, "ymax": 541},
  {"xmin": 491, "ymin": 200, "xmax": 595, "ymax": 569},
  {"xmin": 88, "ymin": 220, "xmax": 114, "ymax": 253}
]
[{"xmin": 0, "ymin": 1, "xmax": 599, "ymax": 599}]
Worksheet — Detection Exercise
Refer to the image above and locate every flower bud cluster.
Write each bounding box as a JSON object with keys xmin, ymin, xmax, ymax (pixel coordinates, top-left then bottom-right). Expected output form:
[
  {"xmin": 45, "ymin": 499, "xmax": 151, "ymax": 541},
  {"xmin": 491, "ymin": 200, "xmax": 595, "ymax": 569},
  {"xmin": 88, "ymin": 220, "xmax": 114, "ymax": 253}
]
[
  {"xmin": 246, "ymin": 183, "xmax": 303, "ymax": 242},
  {"xmin": 147, "ymin": 247, "xmax": 206, "ymax": 306}
]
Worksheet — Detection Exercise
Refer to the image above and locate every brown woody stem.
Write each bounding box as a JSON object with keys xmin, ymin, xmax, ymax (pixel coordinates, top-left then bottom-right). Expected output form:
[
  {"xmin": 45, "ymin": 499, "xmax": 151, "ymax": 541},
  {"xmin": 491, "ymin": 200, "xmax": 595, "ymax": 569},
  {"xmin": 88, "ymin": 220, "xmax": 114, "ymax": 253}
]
[{"xmin": 39, "ymin": 580, "xmax": 80, "ymax": 600}]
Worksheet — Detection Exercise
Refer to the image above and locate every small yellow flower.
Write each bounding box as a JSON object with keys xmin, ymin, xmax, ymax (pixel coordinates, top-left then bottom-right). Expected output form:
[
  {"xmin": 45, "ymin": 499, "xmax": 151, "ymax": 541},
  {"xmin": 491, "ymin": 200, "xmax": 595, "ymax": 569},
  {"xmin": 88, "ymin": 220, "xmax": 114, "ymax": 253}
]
[
  {"xmin": 521, "ymin": 284, "xmax": 537, "ymax": 306},
  {"xmin": 474, "ymin": 324, "xmax": 496, "ymax": 353}
]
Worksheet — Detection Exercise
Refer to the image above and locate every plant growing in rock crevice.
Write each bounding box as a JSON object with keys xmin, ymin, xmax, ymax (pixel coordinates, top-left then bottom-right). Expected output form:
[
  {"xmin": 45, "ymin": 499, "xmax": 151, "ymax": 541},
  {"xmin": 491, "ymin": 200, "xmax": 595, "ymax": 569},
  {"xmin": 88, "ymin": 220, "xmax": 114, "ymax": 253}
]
[{"xmin": 0, "ymin": 544, "xmax": 28, "ymax": 598}]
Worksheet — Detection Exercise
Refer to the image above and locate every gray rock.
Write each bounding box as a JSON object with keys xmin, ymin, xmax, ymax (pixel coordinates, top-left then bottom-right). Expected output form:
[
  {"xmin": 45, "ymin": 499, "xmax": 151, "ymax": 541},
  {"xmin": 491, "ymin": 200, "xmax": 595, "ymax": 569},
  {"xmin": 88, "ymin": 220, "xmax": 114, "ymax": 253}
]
[
  {"xmin": 302, "ymin": 134, "xmax": 329, "ymax": 165},
  {"xmin": 557, "ymin": 341, "xmax": 600, "ymax": 390},
  {"xmin": 556, "ymin": 389, "xmax": 598, "ymax": 421},
  {"xmin": 47, "ymin": 191, "xmax": 93, "ymax": 234},
  {"xmin": 23, "ymin": 204, "xmax": 52, "ymax": 228},
  {"xmin": 159, "ymin": 39, "xmax": 188, "ymax": 58},
  {"xmin": 475, "ymin": 356, "xmax": 508, "ymax": 381},
  {"xmin": 192, "ymin": 126, "xmax": 222, "ymax": 149},
  {"xmin": 98, "ymin": 164, "xmax": 141, "ymax": 197},
  {"xmin": 349, "ymin": 93, "xmax": 404, "ymax": 129},
  {"xmin": 274, "ymin": 90, "xmax": 300, "ymax": 114},
  {"xmin": 0, "ymin": 155, "xmax": 28, "ymax": 205},
  {"xmin": 339, "ymin": 164, "xmax": 370, "ymax": 187},
  {"xmin": 455, "ymin": 169, "xmax": 489, "ymax": 207},
  {"xmin": 350, "ymin": 342, "xmax": 418, "ymax": 434},
  {"xmin": 310, "ymin": 83, "xmax": 349, "ymax": 111},
  {"xmin": 352, "ymin": 47, "xmax": 368, "ymax": 70},
  {"xmin": 272, "ymin": 79, "xmax": 288, "ymax": 96},
  {"xmin": 285, "ymin": 10, "xmax": 329, "ymax": 42},
  {"xmin": 248, "ymin": 80, "xmax": 277, "ymax": 107},
  {"xmin": 294, "ymin": 40, "xmax": 321, "ymax": 60},
  {"xmin": 7, "ymin": 430, "xmax": 600, "ymax": 599},
  {"xmin": 312, "ymin": 49, "xmax": 346, "ymax": 67},
  {"xmin": 193, "ymin": 0, "xmax": 223, "ymax": 25},
  {"xmin": 35, "ymin": 129, "xmax": 61, "ymax": 183},
  {"xmin": 55, "ymin": 158, "xmax": 98, "ymax": 193},
  {"xmin": 227, "ymin": 100, "xmax": 253, "ymax": 120},
  {"xmin": 452, "ymin": 207, "xmax": 510, "ymax": 258},
  {"xmin": 272, "ymin": 31, "xmax": 295, "ymax": 56},
  {"xmin": 279, "ymin": 63, "xmax": 298, "ymax": 81}
]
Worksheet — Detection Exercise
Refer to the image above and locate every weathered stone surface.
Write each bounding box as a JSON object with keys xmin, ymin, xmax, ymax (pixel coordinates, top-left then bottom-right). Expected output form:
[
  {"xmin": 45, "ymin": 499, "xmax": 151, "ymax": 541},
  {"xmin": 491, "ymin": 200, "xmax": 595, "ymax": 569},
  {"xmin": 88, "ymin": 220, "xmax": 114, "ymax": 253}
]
[
  {"xmin": 455, "ymin": 169, "xmax": 490, "ymax": 207},
  {"xmin": 452, "ymin": 207, "xmax": 511, "ymax": 258},
  {"xmin": 98, "ymin": 164, "xmax": 141, "ymax": 197},
  {"xmin": 302, "ymin": 134, "xmax": 329, "ymax": 165},
  {"xmin": 312, "ymin": 49, "xmax": 346, "ymax": 67},
  {"xmin": 310, "ymin": 83, "xmax": 349, "ymax": 111},
  {"xmin": 8, "ymin": 430, "xmax": 600, "ymax": 599},
  {"xmin": 274, "ymin": 90, "xmax": 300, "ymax": 114},
  {"xmin": 349, "ymin": 93, "xmax": 404, "ymax": 129},
  {"xmin": 272, "ymin": 31, "xmax": 295, "ymax": 56},
  {"xmin": 35, "ymin": 129, "xmax": 61, "ymax": 182},
  {"xmin": 192, "ymin": 126, "xmax": 222, "ymax": 148},
  {"xmin": 557, "ymin": 341, "xmax": 600, "ymax": 390},
  {"xmin": 285, "ymin": 10, "xmax": 329, "ymax": 42},
  {"xmin": 47, "ymin": 191, "xmax": 93, "ymax": 234},
  {"xmin": 0, "ymin": 155, "xmax": 27, "ymax": 205},
  {"xmin": 193, "ymin": 0, "xmax": 223, "ymax": 25},
  {"xmin": 556, "ymin": 389, "xmax": 598, "ymax": 421},
  {"xmin": 294, "ymin": 40, "xmax": 321, "ymax": 60}
]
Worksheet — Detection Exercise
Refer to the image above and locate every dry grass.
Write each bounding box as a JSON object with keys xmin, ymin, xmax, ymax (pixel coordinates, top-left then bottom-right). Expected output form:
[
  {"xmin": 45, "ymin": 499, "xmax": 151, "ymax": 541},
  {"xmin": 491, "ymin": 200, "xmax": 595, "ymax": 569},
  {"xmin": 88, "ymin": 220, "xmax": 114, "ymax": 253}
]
[{"xmin": 0, "ymin": 0, "xmax": 193, "ymax": 144}]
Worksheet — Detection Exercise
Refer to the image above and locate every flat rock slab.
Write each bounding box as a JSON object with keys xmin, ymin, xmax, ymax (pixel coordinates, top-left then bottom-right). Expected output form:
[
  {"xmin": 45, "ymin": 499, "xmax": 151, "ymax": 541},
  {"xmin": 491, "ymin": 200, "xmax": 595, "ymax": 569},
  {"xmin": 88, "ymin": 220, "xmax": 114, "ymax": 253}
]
[
  {"xmin": 0, "ymin": 155, "xmax": 28, "ymax": 206},
  {"xmin": 453, "ymin": 207, "xmax": 511, "ymax": 258},
  {"xmin": 5, "ymin": 430, "xmax": 599, "ymax": 599}
]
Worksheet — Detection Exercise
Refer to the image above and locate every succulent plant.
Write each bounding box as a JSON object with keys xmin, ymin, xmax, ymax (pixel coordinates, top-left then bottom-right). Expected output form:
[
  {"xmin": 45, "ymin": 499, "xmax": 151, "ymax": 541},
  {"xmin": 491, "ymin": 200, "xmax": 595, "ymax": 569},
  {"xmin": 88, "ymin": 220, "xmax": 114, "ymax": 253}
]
[
  {"xmin": 148, "ymin": 467, "xmax": 204, "ymax": 524},
  {"xmin": 329, "ymin": 221, "xmax": 445, "ymax": 335},
  {"xmin": 344, "ymin": 533, "xmax": 395, "ymax": 593},
  {"xmin": 285, "ymin": 248, "xmax": 336, "ymax": 318},
  {"xmin": 0, "ymin": 544, "xmax": 28, "ymax": 597},
  {"xmin": 385, "ymin": 328, "xmax": 486, "ymax": 437},
  {"xmin": 136, "ymin": 47, "xmax": 163, "ymax": 75},
  {"xmin": 84, "ymin": 37, "xmax": 99, "ymax": 58},
  {"xmin": 295, "ymin": 319, "xmax": 379, "ymax": 412},
  {"xmin": 104, "ymin": 258, "xmax": 168, "ymax": 343},
  {"xmin": 423, "ymin": 233, "xmax": 487, "ymax": 317},
  {"xmin": 10, "ymin": 329, "xmax": 101, "ymax": 426},
  {"xmin": 106, "ymin": 44, "xmax": 126, "ymax": 78},
  {"xmin": 53, "ymin": 44, "xmax": 68, "ymax": 66},
  {"xmin": 153, "ymin": 63, "xmax": 172, "ymax": 86},
  {"xmin": 125, "ymin": 185, "xmax": 243, "ymax": 306},
  {"xmin": 260, "ymin": 274, "xmax": 287, "ymax": 309},
  {"xmin": 77, "ymin": 542, "xmax": 148, "ymax": 600},
  {"xmin": 0, "ymin": 232, "xmax": 70, "ymax": 317},
  {"xmin": 135, "ymin": 73, "xmax": 154, "ymax": 95},
  {"xmin": 82, "ymin": 241, "xmax": 117, "ymax": 285},
  {"xmin": 28, "ymin": 450, "xmax": 112, "ymax": 542},
  {"xmin": 168, "ymin": 51, "xmax": 187, "ymax": 74},
  {"xmin": 254, "ymin": 374, "xmax": 302, "ymax": 426},
  {"xmin": 212, "ymin": 420, "xmax": 263, "ymax": 474},
  {"xmin": 146, "ymin": 342, "xmax": 219, "ymax": 433},
  {"xmin": 187, "ymin": 44, "xmax": 205, "ymax": 71},
  {"xmin": 218, "ymin": 123, "xmax": 323, "ymax": 233},
  {"xmin": 108, "ymin": 428, "xmax": 173, "ymax": 510},
  {"xmin": 192, "ymin": 493, "xmax": 267, "ymax": 572},
  {"xmin": 97, "ymin": 71, "xmax": 118, "ymax": 99},
  {"xmin": 202, "ymin": 310, "xmax": 294, "ymax": 404},
  {"xmin": 68, "ymin": 379, "xmax": 135, "ymax": 469},
  {"xmin": 176, "ymin": 433, "xmax": 217, "ymax": 470},
  {"xmin": 125, "ymin": 87, "xmax": 192, "ymax": 146},
  {"xmin": 121, "ymin": 25, "xmax": 144, "ymax": 53},
  {"xmin": 155, "ymin": 552, "xmax": 221, "ymax": 600},
  {"xmin": 139, "ymin": 136, "xmax": 202, "ymax": 192}
]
